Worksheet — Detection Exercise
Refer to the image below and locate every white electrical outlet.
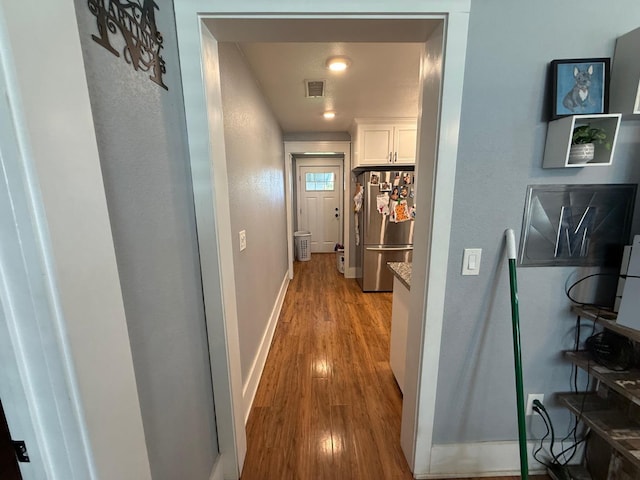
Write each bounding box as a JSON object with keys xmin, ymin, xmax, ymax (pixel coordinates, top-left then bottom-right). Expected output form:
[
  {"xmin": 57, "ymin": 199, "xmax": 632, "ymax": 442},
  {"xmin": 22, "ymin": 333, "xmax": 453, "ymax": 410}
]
[
  {"xmin": 239, "ymin": 230, "xmax": 247, "ymax": 251},
  {"xmin": 526, "ymin": 393, "xmax": 544, "ymax": 416}
]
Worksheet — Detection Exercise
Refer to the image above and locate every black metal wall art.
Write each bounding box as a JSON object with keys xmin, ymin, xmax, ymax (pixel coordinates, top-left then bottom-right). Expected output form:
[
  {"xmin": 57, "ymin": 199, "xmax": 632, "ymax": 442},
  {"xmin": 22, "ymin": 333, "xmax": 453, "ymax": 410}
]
[{"xmin": 88, "ymin": 0, "xmax": 168, "ymax": 90}]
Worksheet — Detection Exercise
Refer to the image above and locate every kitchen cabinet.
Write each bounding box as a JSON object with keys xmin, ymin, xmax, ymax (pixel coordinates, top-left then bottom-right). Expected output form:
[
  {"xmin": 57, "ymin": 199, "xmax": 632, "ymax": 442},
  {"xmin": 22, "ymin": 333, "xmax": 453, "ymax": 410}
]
[
  {"xmin": 542, "ymin": 114, "xmax": 621, "ymax": 168},
  {"xmin": 559, "ymin": 306, "xmax": 640, "ymax": 478},
  {"xmin": 387, "ymin": 262, "xmax": 411, "ymax": 393},
  {"xmin": 351, "ymin": 118, "xmax": 417, "ymax": 168}
]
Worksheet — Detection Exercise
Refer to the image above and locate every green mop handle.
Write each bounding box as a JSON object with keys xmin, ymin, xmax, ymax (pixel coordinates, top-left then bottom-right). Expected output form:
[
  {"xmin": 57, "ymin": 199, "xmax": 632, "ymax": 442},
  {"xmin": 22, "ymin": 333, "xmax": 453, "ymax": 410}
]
[{"xmin": 505, "ymin": 229, "xmax": 528, "ymax": 480}]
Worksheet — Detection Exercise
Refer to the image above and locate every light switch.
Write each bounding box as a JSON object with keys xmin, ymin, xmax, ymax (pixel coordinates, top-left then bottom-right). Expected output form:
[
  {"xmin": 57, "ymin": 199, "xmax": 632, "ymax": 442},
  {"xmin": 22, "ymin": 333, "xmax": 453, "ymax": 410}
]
[
  {"xmin": 462, "ymin": 248, "xmax": 482, "ymax": 275},
  {"xmin": 239, "ymin": 230, "xmax": 247, "ymax": 251}
]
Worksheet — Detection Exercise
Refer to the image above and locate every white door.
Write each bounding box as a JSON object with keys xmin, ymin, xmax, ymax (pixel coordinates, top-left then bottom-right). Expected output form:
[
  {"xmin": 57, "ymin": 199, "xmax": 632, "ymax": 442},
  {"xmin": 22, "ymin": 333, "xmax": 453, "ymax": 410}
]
[
  {"xmin": 0, "ymin": 47, "xmax": 93, "ymax": 479},
  {"xmin": 297, "ymin": 160, "xmax": 343, "ymax": 253}
]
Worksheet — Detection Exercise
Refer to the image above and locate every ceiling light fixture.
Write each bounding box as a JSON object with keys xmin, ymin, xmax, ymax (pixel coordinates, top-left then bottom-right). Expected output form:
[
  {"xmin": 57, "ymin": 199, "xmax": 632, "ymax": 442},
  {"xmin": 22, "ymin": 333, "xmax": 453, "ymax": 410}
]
[
  {"xmin": 323, "ymin": 111, "xmax": 336, "ymax": 119},
  {"xmin": 326, "ymin": 56, "xmax": 351, "ymax": 72}
]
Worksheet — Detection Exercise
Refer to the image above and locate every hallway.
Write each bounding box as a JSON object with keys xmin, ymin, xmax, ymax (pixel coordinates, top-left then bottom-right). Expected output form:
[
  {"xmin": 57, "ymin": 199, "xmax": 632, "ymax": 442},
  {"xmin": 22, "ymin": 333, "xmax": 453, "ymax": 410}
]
[
  {"xmin": 240, "ymin": 254, "xmax": 553, "ymax": 479},
  {"xmin": 242, "ymin": 253, "xmax": 411, "ymax": 479}
]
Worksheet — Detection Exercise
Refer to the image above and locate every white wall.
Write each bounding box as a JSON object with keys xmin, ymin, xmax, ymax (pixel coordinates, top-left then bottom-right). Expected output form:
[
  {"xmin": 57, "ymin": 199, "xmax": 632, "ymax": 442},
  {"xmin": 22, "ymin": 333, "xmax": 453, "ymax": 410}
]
[
  {"xmin": 218, "ymin": 43, "xmax": 289, "ymax": 387},
  {"xmin": 0, "ymin": 0, "xmax": 152, "ymax": 478},
  {"xmin": 73, "ymin": 2, "xmax": 218, "ymax": 479},
  {"xmin": 433, "ymin": 0, "xmax": 640, "ymax": 448}
]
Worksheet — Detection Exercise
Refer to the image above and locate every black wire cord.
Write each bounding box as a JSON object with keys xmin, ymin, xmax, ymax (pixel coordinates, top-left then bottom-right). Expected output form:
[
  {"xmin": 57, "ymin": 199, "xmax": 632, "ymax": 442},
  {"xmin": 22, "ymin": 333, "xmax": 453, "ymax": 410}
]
[
  {"xmin": 532, "ymin": 400, "xmax": 591, "ymax": 468},
  {"xmin": 531, "ymin": 404, "xmax": 552, "ymax": 468},
  {"xmin": 565, "ymin": 272, "xmax": 617, "ymax": 309},
  {"xmin": 559, "ymin": 312, "xmax": 597, "ymax": 463},
  {"xmin": 531, "ymin": 403, "xmax": 553, "ymax": 468},
  {"xmin": 566, "ymin": 281, "xmax": 633, "ymax": 372},
  {"xmin": 530, "ymin": 305, "xmax": 597, "ymax": 468},
  {"xmin": 530, "ymin": 272, "xmax": 635, "ymax": 468},
  {"xmin": 558, "ymin": 315, "xmax": 583, "ymax": 461},
  {"xmin": 565, "ymin": 272, "xmax": 640, "ymax": 309}
]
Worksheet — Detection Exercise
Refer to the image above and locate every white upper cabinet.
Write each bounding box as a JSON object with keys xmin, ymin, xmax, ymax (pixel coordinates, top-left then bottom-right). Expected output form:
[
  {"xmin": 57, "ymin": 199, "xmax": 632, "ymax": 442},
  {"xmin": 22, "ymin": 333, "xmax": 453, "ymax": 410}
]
[{"xmin": 352, "ymin": 118, "xmax": 417, "ymax": 168}]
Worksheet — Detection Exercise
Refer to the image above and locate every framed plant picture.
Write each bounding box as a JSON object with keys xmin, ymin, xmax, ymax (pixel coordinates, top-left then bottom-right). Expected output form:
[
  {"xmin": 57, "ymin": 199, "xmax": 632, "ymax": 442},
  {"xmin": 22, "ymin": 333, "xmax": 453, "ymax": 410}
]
[{"xmin": 550, "ymin": 58, "xmax": 610, "ymax": 120}]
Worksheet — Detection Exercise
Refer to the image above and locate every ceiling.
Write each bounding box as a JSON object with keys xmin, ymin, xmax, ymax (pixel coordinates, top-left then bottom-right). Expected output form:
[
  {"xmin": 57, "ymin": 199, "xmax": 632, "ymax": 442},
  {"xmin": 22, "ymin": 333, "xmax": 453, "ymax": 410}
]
[
  {"xmin": 236, "ymin": 42, "xmax": 424, "ymax": 133},
  {"xmin": 203, "ymin": 18, "xmax": 441, "ymax": 134}
]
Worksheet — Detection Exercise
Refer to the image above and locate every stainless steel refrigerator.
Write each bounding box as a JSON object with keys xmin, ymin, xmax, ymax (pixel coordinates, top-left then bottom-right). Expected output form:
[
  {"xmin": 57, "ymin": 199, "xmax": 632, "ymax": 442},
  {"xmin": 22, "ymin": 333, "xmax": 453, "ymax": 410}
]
[{"xmin": 356, "ymin": 170, "xmax": 414, "ymax": 292}]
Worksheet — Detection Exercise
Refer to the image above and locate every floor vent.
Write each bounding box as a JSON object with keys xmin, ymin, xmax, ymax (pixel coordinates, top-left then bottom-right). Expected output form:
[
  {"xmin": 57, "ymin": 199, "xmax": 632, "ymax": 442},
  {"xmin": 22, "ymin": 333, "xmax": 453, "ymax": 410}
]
[{"xmin": 305, "ymin": 80, "xmax": 325, "ymax": 98}]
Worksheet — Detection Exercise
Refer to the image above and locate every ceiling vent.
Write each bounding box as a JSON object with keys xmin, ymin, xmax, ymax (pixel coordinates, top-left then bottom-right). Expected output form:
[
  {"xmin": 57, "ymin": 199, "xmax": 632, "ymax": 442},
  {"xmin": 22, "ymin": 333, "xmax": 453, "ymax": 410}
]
[{"xmin": 305, "ymin": 80, "xmax": 325, "ymax": 98}]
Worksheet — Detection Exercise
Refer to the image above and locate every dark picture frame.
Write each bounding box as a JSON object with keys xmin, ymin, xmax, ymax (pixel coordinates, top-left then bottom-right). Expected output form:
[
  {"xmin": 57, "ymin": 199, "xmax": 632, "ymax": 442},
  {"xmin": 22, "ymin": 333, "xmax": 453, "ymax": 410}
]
[{"xmin": 550, "ymin": 58, "xmax": 610, "ymax": 120}]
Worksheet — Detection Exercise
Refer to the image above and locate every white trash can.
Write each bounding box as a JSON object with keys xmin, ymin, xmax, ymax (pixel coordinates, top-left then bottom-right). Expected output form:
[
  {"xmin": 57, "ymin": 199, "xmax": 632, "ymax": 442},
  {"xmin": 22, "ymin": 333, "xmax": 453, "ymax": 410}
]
[
  {"xmin": 336, "ymin": 249, "xmax": 345, "ymax": 274},
  {"xmin": 294, "ymin": 231, "xmax": 312, "ymax": 261}
]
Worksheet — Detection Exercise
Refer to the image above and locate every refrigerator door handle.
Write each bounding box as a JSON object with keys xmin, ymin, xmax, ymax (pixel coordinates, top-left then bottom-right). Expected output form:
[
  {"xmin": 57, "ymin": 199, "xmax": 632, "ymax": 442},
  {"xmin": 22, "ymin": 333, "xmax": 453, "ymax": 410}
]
[{"xmin": 366, "ymin": 246, "xmax": 414, "ymax": 252}]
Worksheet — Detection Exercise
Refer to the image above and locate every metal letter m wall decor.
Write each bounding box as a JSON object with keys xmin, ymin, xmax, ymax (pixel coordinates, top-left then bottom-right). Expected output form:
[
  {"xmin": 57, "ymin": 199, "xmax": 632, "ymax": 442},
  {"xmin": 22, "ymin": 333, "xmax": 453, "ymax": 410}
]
[
  {"xmin": 519, "ymin": 184, "xmax": 636, "ymax": 267},
  {"xmin": 88, "ymin": 0, "xmax": 168, "ymax": 90}
]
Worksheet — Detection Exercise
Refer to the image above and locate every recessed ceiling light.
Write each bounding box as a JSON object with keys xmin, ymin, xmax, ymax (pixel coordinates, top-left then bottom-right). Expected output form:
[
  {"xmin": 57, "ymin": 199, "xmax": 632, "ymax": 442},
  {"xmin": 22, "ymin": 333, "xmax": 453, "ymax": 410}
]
[
  {"xmin": 323, "ymin": 111, "xmax": 336, "ymax": 119},
  {"xmin": 326, "ymin": 56, "xmax": 351, "ymax": 72}
]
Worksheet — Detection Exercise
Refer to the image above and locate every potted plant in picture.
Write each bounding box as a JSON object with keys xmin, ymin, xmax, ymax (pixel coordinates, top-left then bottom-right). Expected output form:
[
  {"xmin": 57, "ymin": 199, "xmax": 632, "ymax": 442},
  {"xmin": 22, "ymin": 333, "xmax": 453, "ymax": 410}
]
[{"xmin": 569, "ymin": 124, "xmax": 611, "ymax": 163}]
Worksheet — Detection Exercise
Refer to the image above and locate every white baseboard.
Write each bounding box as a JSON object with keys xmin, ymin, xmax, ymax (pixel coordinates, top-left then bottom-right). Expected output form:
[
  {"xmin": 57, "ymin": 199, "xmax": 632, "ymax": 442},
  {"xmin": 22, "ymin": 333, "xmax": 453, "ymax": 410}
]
[
  {"xmin": 416, "ymin": 440, "xmax": 582, "ymax": 479},
  {"xmin": 242, "ymin": 272, "xmax": 289, "ymax": 424},
  {"xmin": 209, "ymin": 456, "xmax": 224, "ymax": 480},
  {"xmin": 345, "ymin": 266, "xmax": 356, "ymax": 278}
]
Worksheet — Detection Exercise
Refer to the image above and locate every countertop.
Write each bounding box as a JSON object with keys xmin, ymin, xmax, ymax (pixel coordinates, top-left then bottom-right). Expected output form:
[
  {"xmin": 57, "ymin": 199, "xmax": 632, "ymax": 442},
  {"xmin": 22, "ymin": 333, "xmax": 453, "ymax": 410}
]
[{"xmin": 387, "ymin": 262, "xmax": 411, "ymax": 290}]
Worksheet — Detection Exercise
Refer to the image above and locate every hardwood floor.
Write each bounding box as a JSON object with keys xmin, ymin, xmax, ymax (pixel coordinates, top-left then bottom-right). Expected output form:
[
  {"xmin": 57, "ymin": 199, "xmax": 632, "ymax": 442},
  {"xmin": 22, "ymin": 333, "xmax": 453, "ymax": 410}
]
[{"xmin": 241, "ymin": 254, "xmax": 549, "ymax": 480}]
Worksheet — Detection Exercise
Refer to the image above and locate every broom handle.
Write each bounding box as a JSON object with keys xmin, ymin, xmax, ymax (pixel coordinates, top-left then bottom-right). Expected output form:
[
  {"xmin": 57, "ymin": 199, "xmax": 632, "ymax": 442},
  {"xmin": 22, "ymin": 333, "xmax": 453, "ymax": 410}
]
[{"xmin": 505, "ymin": 229, "xmax": 528, "ymax": 480}]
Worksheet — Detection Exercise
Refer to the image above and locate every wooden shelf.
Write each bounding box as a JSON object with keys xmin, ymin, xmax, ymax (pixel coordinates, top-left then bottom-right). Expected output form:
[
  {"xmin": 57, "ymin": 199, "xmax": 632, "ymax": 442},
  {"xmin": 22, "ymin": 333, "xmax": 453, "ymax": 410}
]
[
  {"xmin": 564, "ymin": 350, "xmax": 640, "ymax": 406},
  {"xmin": 571, "ymin": 305, "xmax": 640, "ymax": 344},
  {"xmin": 557, "ymin": 392, "xmax": 640, "ymax": 471}
]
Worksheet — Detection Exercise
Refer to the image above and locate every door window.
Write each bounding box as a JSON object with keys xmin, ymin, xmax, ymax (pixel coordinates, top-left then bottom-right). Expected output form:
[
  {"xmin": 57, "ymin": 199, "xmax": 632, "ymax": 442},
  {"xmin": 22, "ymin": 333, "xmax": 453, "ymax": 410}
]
[{"xmin": 305, "ymin": 172, "xmax": 335, "ymax": 191}]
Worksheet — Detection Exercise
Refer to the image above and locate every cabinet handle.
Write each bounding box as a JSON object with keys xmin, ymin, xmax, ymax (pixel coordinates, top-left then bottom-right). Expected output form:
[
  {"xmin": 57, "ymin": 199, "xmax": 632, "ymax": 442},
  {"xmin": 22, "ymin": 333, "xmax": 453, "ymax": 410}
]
[
  {"xmin": 389, "ymin": 152, "xmax": 393, "ymax": 163},
  {"xmin": 394, "ymin": 152, "xmax": 398, "ymax": 163}
]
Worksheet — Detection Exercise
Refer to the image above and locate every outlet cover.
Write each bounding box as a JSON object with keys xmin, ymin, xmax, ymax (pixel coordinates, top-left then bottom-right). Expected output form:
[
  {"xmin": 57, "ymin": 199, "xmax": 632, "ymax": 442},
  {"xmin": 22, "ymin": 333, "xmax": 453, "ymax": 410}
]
[
  {"xmin": 462, "ymin": 248, "xmax": 482, "ymax": 275},
  {"xmin": 239, "ymin": 230, "xmax": 247, "ymax": 251},
  {"xmin": 526, "ymin": 393, "xmax": 544, "ymax": 415}
]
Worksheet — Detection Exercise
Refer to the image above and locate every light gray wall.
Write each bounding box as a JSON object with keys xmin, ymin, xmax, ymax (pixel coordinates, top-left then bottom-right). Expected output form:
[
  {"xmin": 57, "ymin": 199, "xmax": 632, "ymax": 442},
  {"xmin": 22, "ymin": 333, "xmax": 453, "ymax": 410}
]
[
  {"xmin": 73, "ymin": 2, "xmax": 218, "ymax": 478},
  {"xmin": 433, "ymin": 1, "xmax": 640, "ymax": 444},
  {"xmin": 218, "ymin": 43, "xmax": 288, "ymax": 384}
]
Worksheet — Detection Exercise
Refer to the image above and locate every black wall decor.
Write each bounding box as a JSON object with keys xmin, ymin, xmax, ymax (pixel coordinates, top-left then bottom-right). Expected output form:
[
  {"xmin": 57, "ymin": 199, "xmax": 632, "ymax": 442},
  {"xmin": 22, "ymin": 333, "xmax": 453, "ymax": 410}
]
[{"xmin": 88, "ymin": 0, "xmax": 168, "ymax": 90}]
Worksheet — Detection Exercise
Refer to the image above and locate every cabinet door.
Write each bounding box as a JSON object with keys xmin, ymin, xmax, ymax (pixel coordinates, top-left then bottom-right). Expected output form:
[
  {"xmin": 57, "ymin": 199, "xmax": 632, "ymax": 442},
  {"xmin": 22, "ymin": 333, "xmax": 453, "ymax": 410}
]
[
  {"xmin": 360, "ymin": 125, "xmax": 394, "ymax": 165},
  {"xmin": 390, "ymin": 277, "xmax": 410, "ymax": 393},
  {"xmin": 394, "ymin": 125, "xmax": 417, "ymax": 164}
]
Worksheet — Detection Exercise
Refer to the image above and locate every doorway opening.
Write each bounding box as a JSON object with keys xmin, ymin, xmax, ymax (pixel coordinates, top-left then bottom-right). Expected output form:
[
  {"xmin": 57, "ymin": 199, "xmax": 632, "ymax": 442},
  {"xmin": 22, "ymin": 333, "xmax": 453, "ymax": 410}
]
[
  {"xmin": 293, "ymin": 155, "xmax": 344, "ymax": 254},
  {"xmin": 175, "ymin": 5, "xmax": 469, "ymax": 477}
]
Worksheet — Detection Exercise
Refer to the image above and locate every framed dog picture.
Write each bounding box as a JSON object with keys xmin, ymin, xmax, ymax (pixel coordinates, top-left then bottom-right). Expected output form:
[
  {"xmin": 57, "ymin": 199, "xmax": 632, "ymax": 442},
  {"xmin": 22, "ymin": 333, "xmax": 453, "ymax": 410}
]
[{"xmin": 550, "ymin": 58, "xmax": 610, "ymax": 120}]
